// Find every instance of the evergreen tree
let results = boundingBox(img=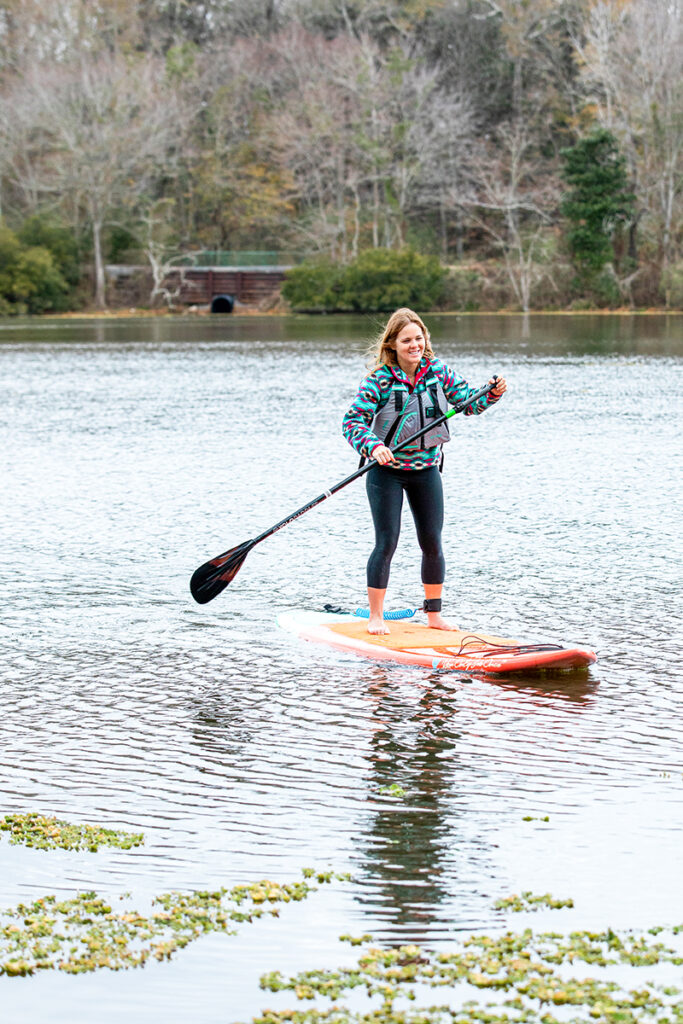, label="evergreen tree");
[561,129,635,283]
